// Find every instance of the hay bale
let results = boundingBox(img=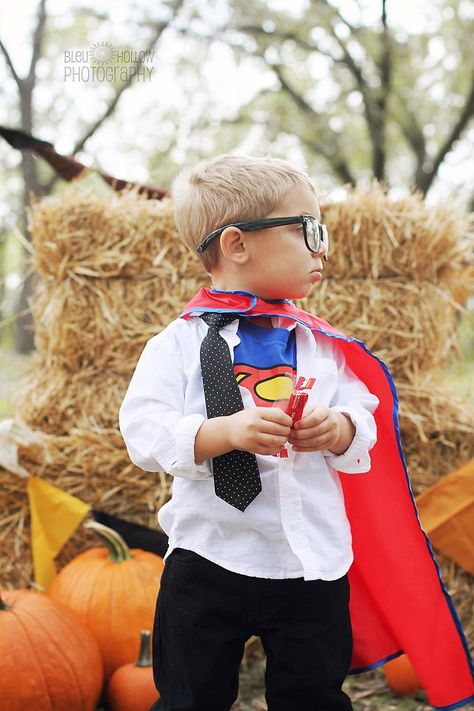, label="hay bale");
[397,379,474,496]
[28,190,182,280]
[15,358,128,434]
[301,278,465,378]
[320,182,473,294]
[0,469,30,587]
[30,274,208,373]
